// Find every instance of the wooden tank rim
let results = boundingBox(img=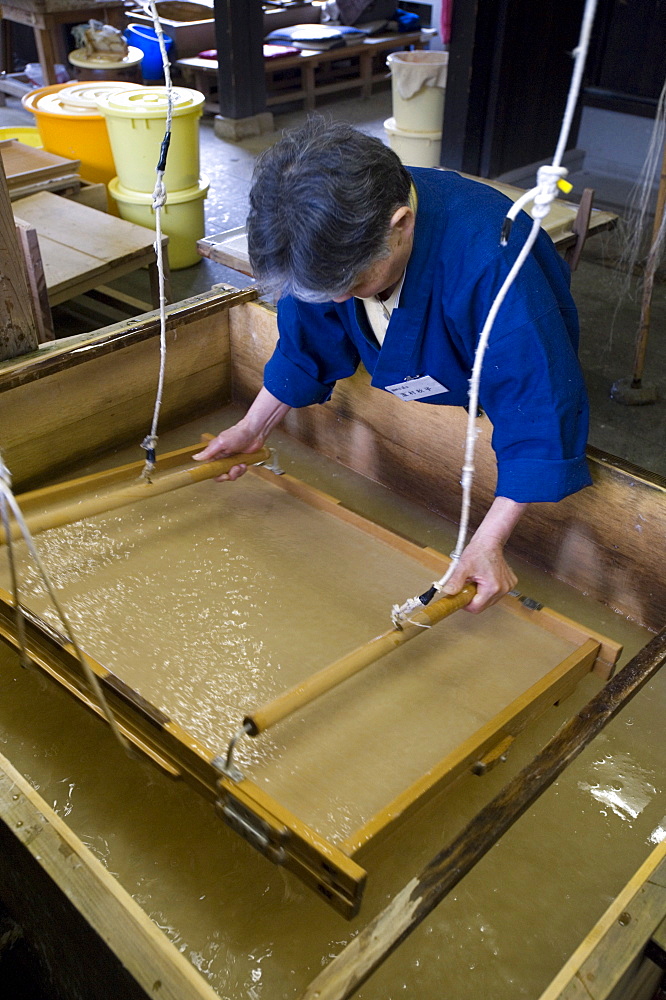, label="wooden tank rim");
[0,284,663,494]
